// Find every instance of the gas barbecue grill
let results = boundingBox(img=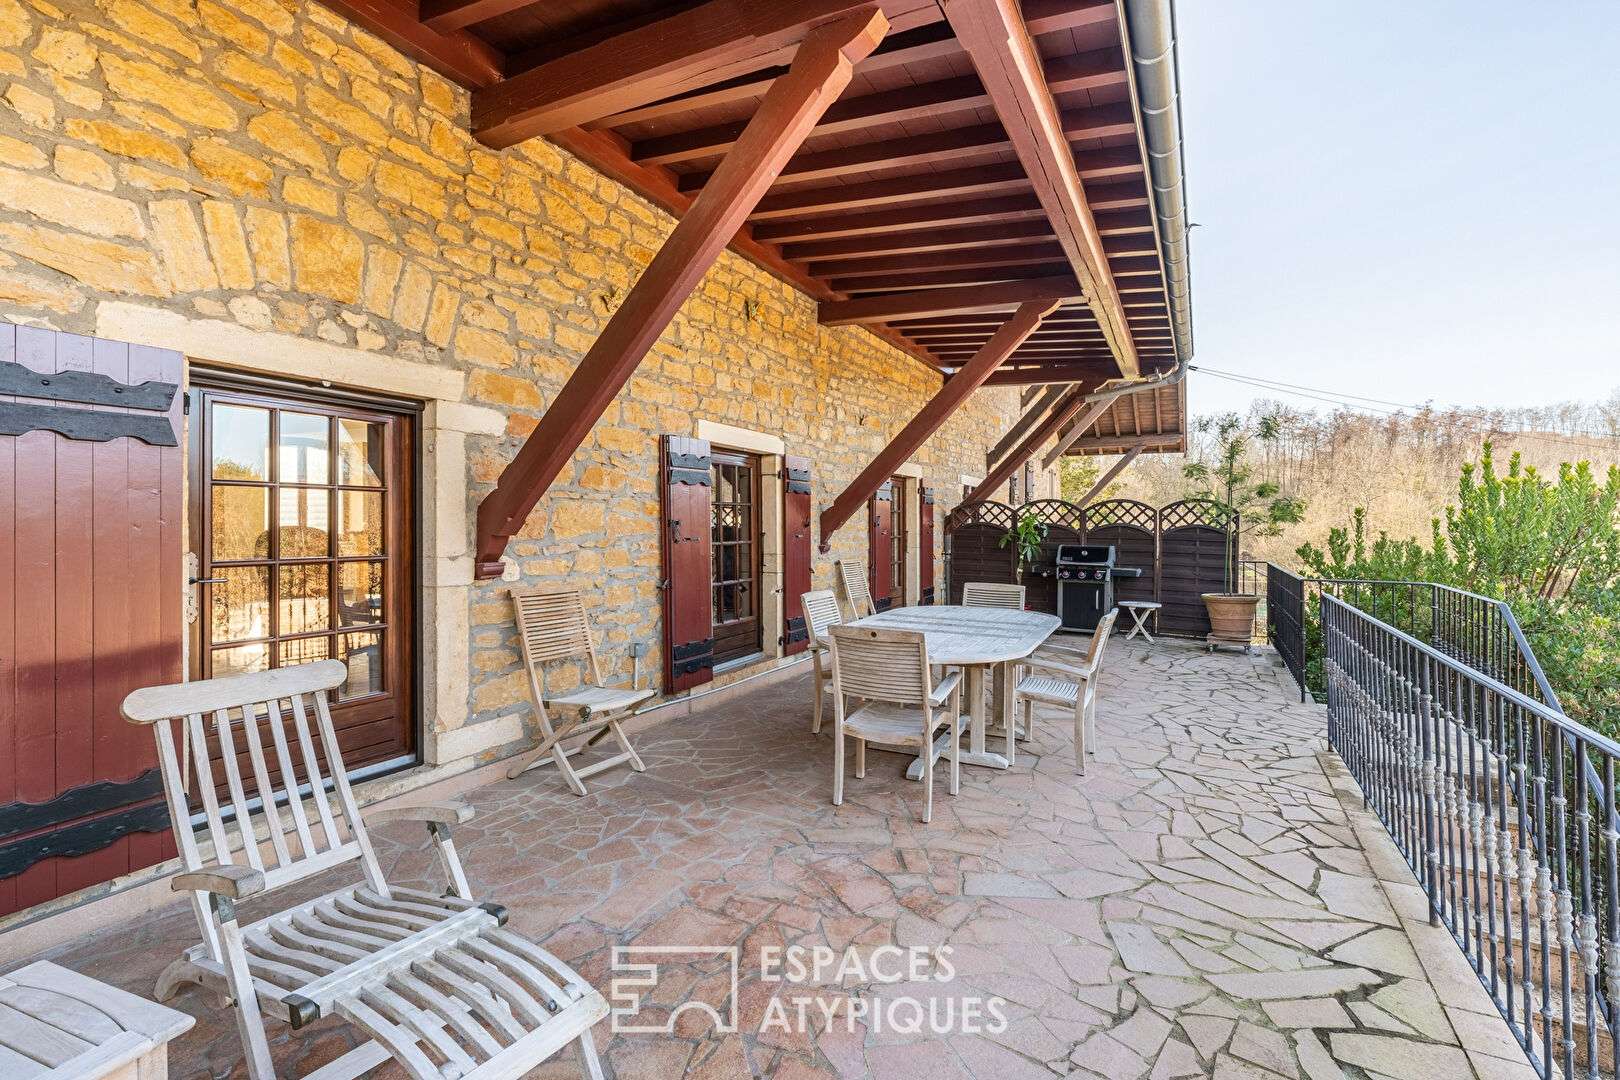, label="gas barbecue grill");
[1051,544,1141,632]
